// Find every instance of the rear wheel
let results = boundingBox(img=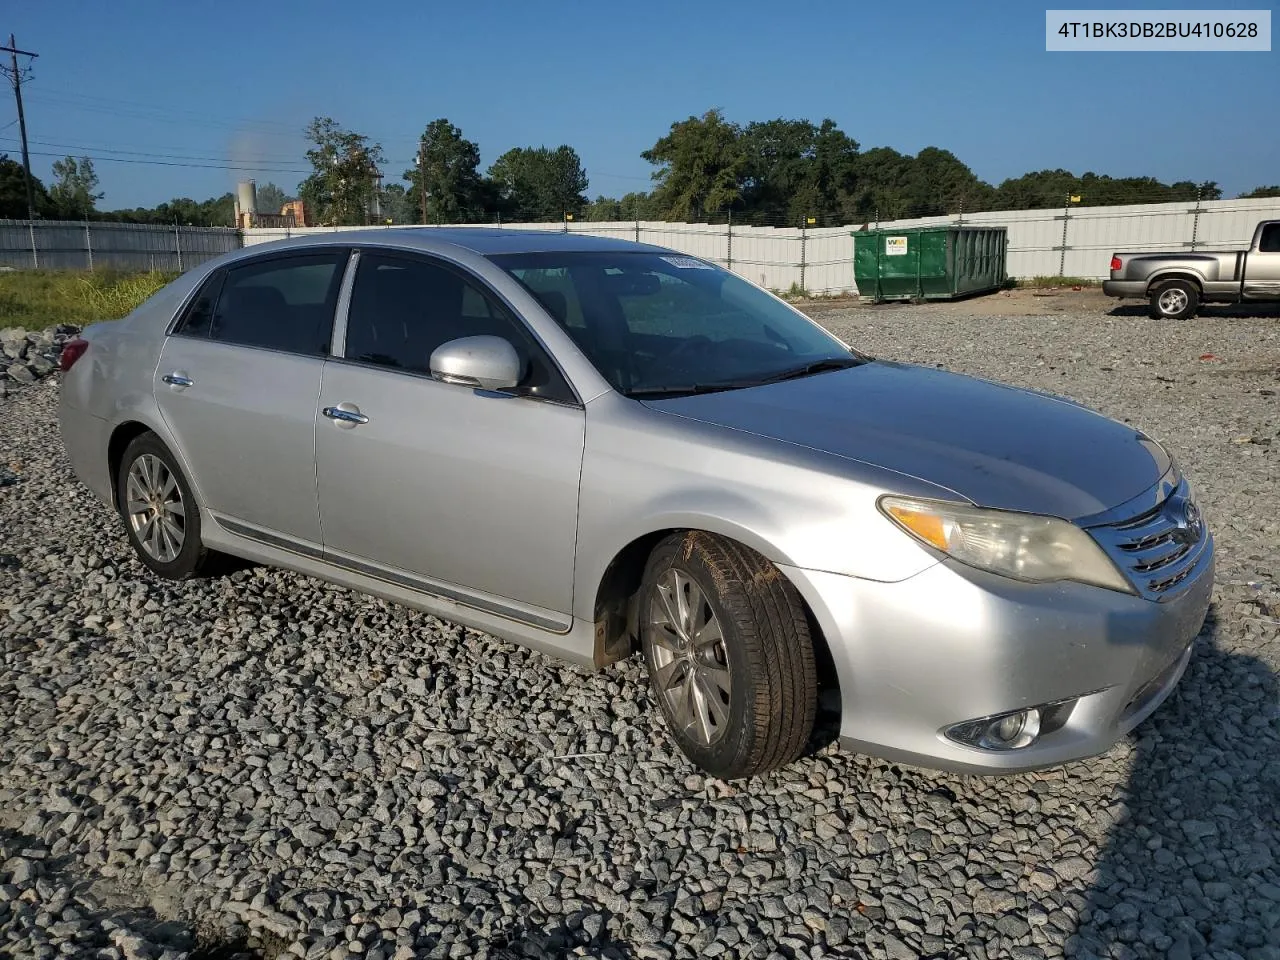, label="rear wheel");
[1149,279,1199,320]
[116,433,214,579]
[639,532,817,779]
